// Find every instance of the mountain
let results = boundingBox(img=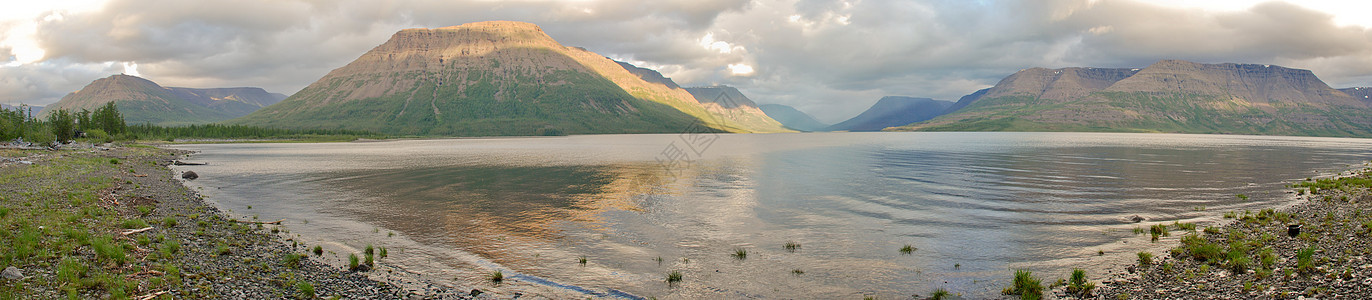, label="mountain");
[680,85,790,132]
[0,104,41,113]
[234,21,789,136]
[616,61,680,89]
[39,75,284,126]
[1343,87,1371,102]
[167,87,286,118]
[895,60,1372,137]
[758,104,830,132]
[827,96,952,131]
